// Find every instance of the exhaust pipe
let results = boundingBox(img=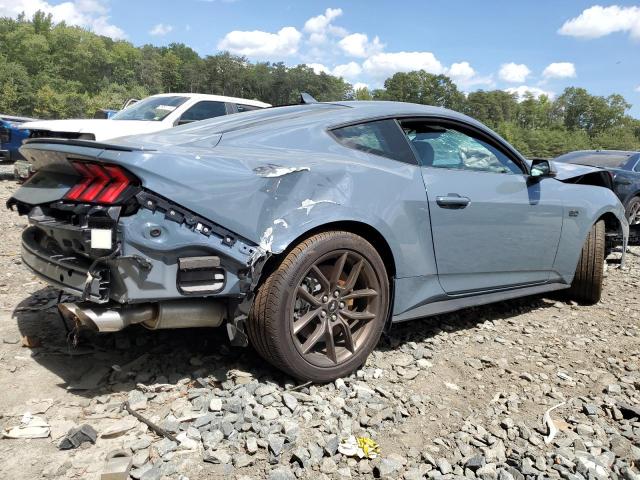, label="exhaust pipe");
[58,300,227,332]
